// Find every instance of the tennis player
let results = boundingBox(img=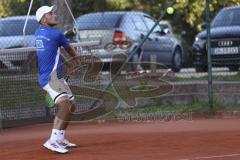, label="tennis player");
[35,6,79,154]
